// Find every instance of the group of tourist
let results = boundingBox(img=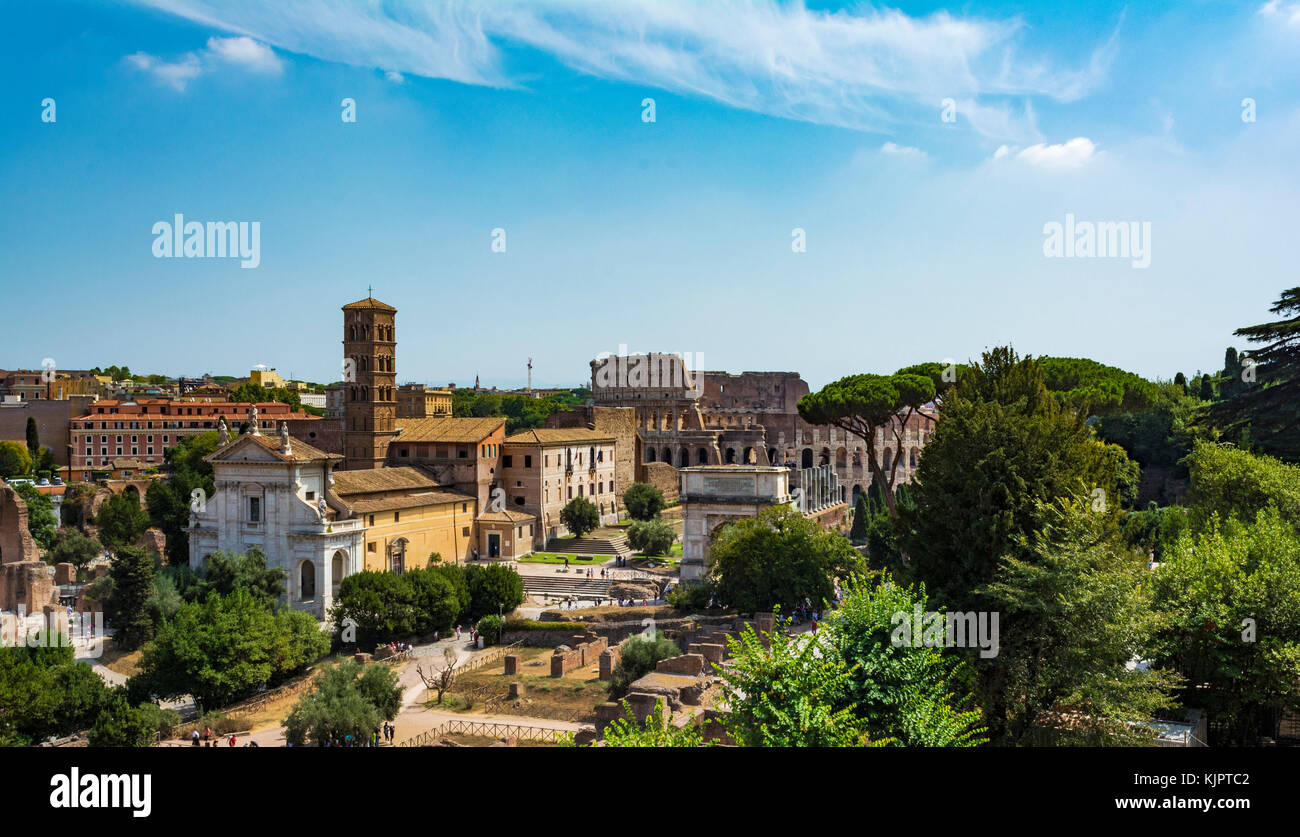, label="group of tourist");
[189,727,258,747]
